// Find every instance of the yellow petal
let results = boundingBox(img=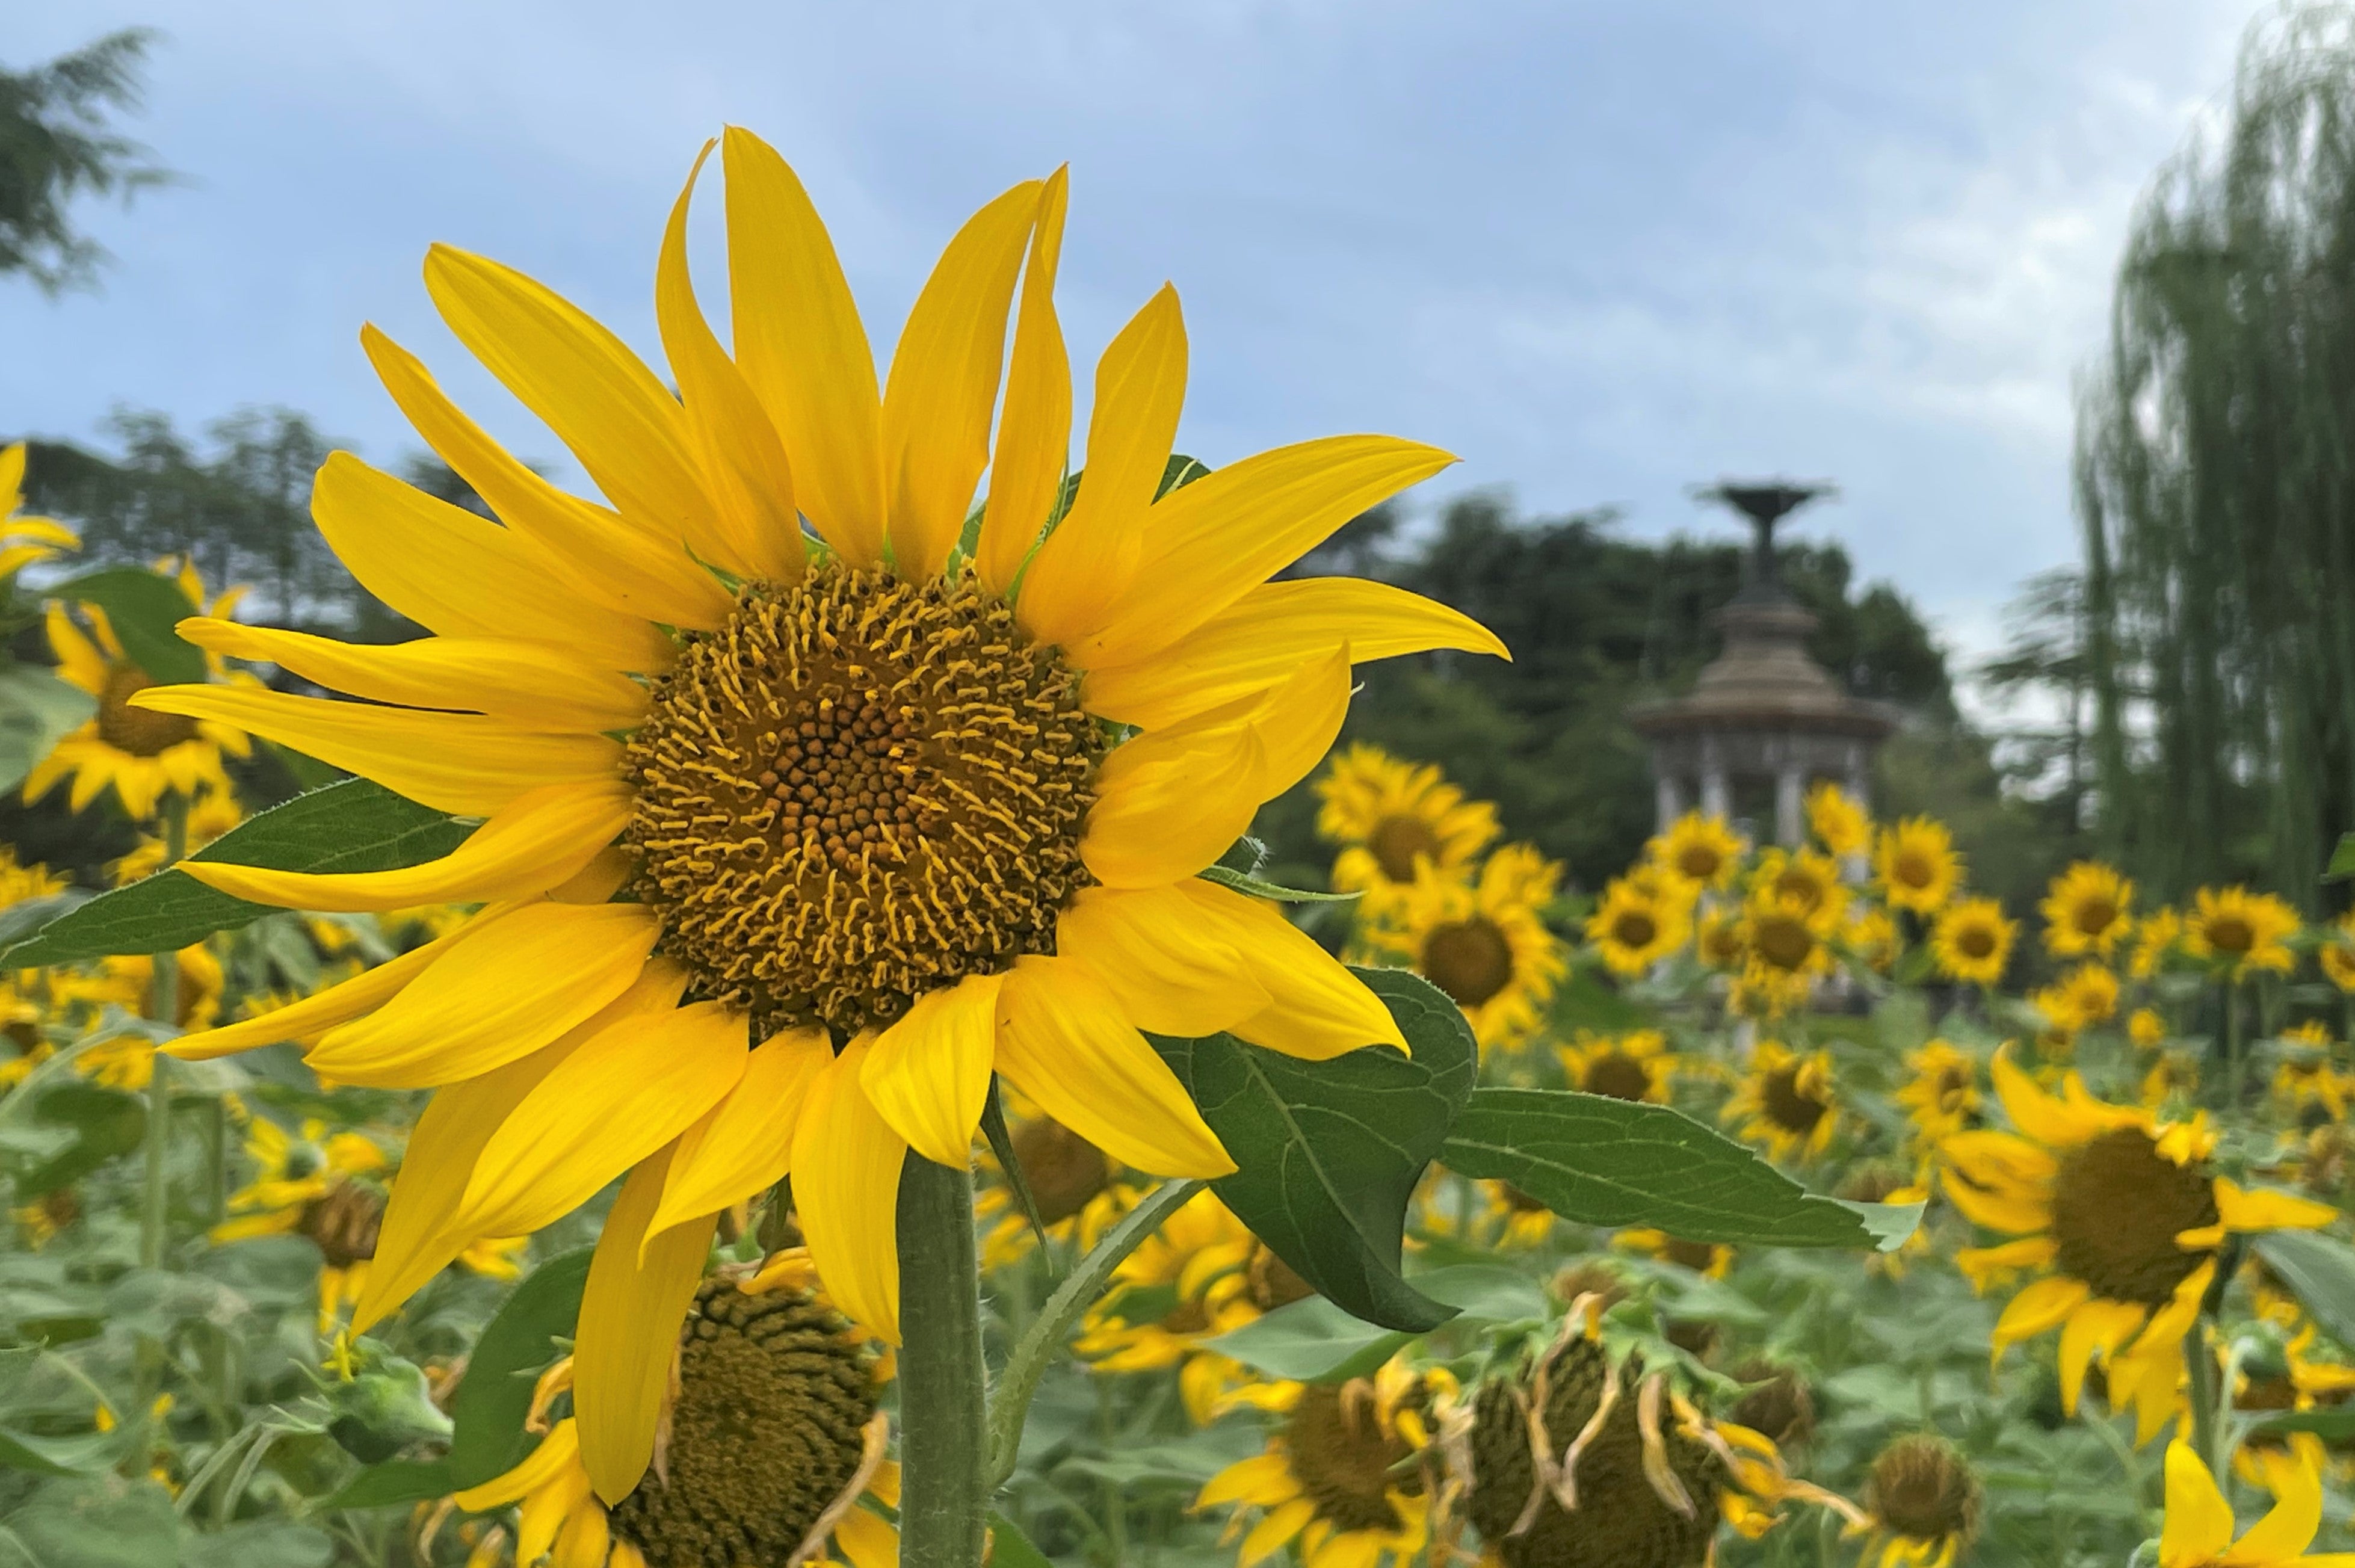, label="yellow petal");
[176,781,629,912]
[646,1026,830,1249]
[977,168,1070,596]
[1056,884,1269,1037]
[1017,284,1187,649]
[1197,1453,1301,1509]
[43,603,106,693]
[1937,1130,2058,1188]
[792,1035,906,1342]
[2057,1298,2148,1414]
[553,1496,610,1568]
[1937,1170,2052,1235]
[1990,1047,2113,1149]
[880,177,1041,577]
[176,618,647,734]
[129,683,621,818]
[2159,1440,2237,1567]
[1239,1499,1316,1568]
[423,244,733,618]
[655,140,806,583]
[514,1463,592,1568]
[456,1000,748,1240]
[309,449,670,672]
[859,973,1003,1168]
[1989,1275,2090,1359]
[307,903,663,1088]
[723,127,884,565]
[995,955,1233,1178]
[1081,575,1509,729]
[1175,880,1407,1059]
[454,1415,582,1512]
[1066,435,1454,670]
[2220,1443,2324,1564]
[2213,1178,2339,1235]
[165,910,502,1061]
[575,1143,720,1504]
[834,1506,899,1568]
